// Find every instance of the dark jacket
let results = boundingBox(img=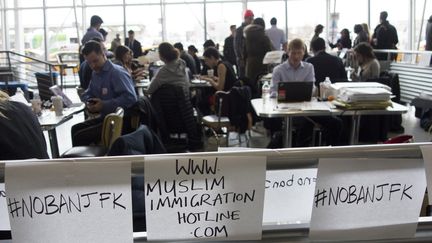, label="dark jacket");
[329,36,352,49]
[373,20,399,50]
[125,38,143,58]
[426,20,432,51]
[306,51,347,85]
[244,24,273,82]
[108,125,166,156]
[180,51,197,75]
[0,101,49,160]
[228,85,252,133]
[223,35,236,65]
